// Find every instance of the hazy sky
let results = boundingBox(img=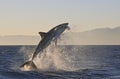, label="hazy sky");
[0,0,120,35]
